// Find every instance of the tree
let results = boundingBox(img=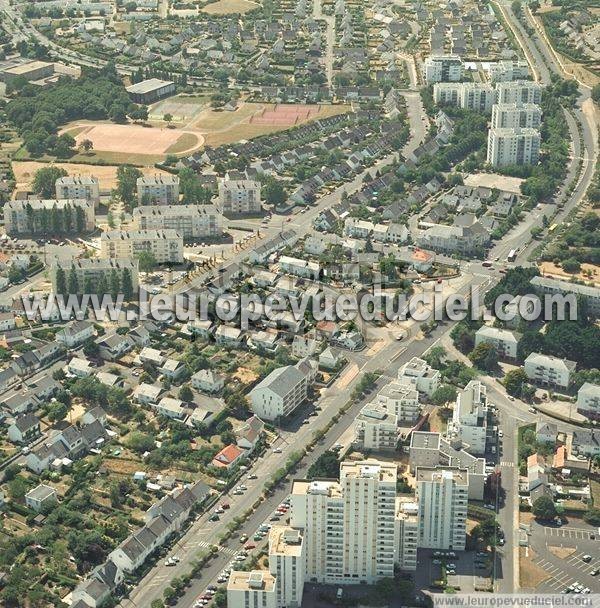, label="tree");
[116,165,142,207]
[592,84,600,105]
[307,451,339,479]
[469,342,498,371]
[504,368,528,397]
[137,251,157,273]
[32,166,67,198]
[48,400,70,423]
[472,516,500,547]
[126,431,156,453]
[67,266,79,294]
[561,258,581,274]
[163,113,173,124]
[83,339,100,358]
[583,507,600,526]
[130,105,149,122]
[121,268,134,300]
[262,177,287,207]
[179,385,193,402]
[431,384,457,406]
[79,138,94,153]
[532,495,557,520]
